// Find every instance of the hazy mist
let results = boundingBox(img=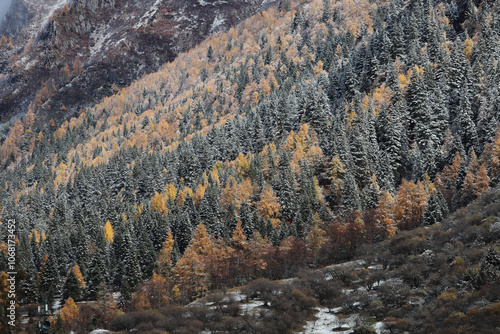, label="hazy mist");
[0,0,12,28]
